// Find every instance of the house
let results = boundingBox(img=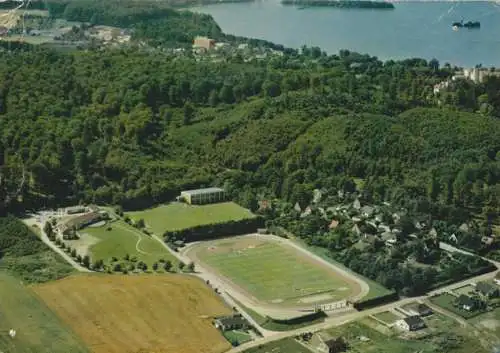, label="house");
[476,281,499,298]
[381,231,397,246]
[396,316,426,331]
[416,304,433,317]
[193,36,215,50]
[449,233,458,243]
[481,236,494,246]
[457,295,477,311]
[312,333,347,353]
[351,224,362,236]
[214,314,249,331]
[361,205,374,218]
[180,187,225,205]
[428,228,438,238]
[65,206,87,215]
[495,272,500,286]
[459,223,470,233]
[329,220,339,230]
[60,212,102,234]
[352,199,361,210]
